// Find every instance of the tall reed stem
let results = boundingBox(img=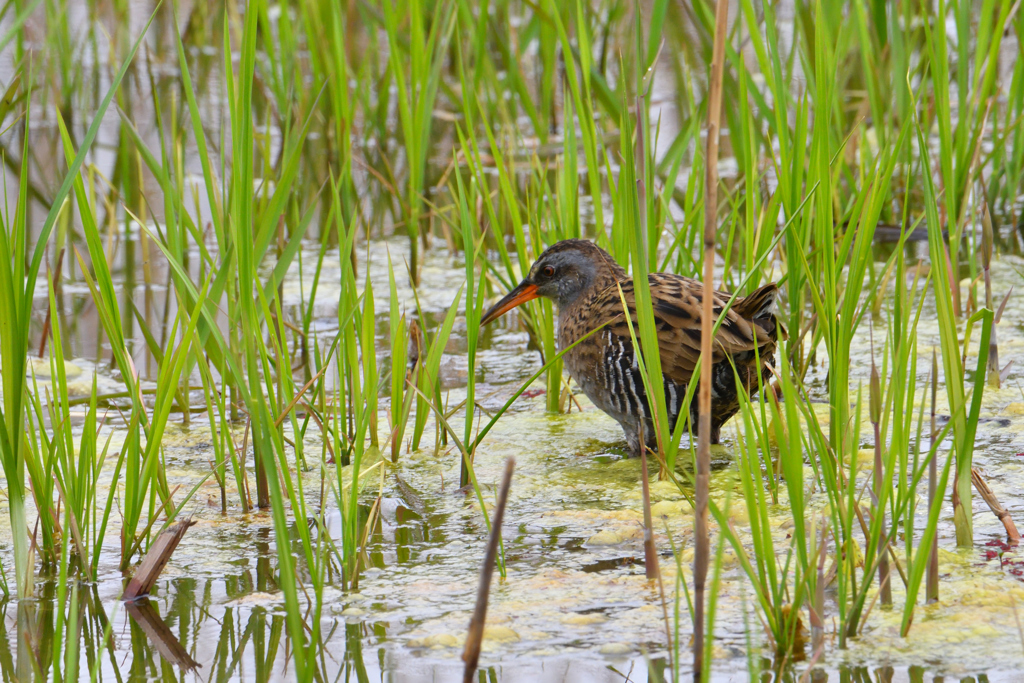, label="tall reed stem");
[462,457,515,682]
[694,1,728,679]
[927,351,939,603]
[870,363,891,606]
